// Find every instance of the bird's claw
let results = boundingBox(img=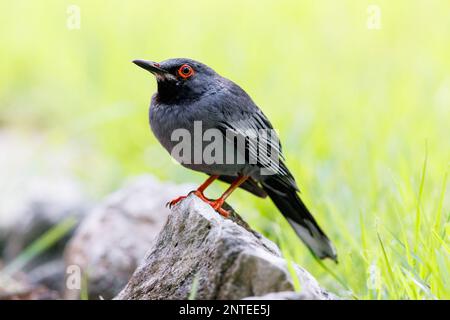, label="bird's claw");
[216,207,230,218]
[166,195,187,208]
[211,199,230,218]
[166,190,208,208]
[167,190,230,218]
